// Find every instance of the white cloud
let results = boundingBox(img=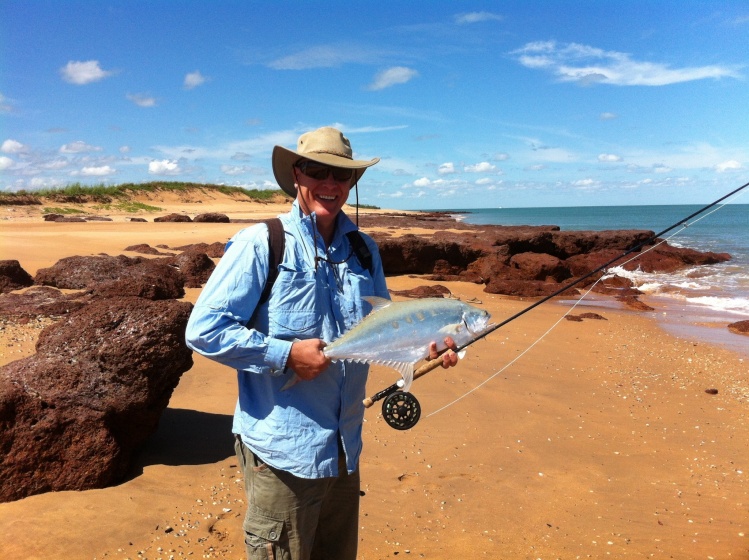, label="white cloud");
[221,165,249,176]
[455,11,504,24]
[599,112,618,120]
[367,67,418,91]
[80,165,115,176]
[715,160,742,172]
[464,162,496,173]
[149,160,182,175]
[511,41,741,86]
[0,156,13,170]
[127,93,157,107]
[413,177,431,187]
[438,162,455,175]
[268,45,381,70]
[573,178,599,188]
[1,139,26,153]
[493,152,510,161]
[119,145,131,154]
[598,153,622,162]
[42,159,70,170]
[184,70,207,90]
[60,60,113,85]
[0,93,12,113]
[60,141,102,154]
